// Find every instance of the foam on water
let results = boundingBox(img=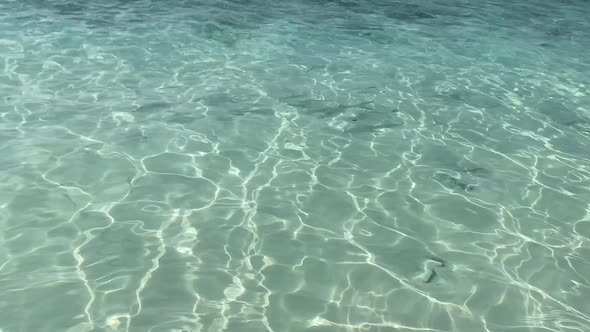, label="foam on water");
[1,0,590,331]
